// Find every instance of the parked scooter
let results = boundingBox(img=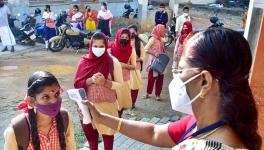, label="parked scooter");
[8,15,21,39]
[48,23,100,52]
[8,13,36,46]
